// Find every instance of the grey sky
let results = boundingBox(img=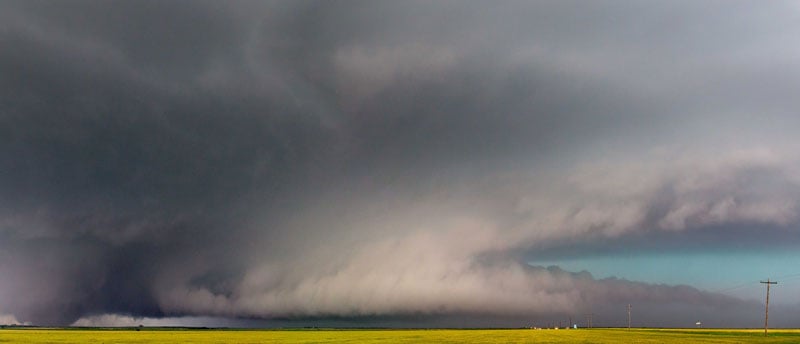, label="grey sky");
[2,0,800,327]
